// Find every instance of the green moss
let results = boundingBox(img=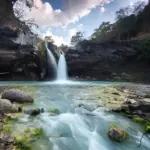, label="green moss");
[108,124,129,142]
[32,128,44,137]
[110,124,117,128]
[3,114,22,134]
[132,116,147,124]
[4,115,19,123]
[3,126,12,133]
[15,136,32,150]
[145,125,150,133]
[15,128,44,150]
[48,108,60,115]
